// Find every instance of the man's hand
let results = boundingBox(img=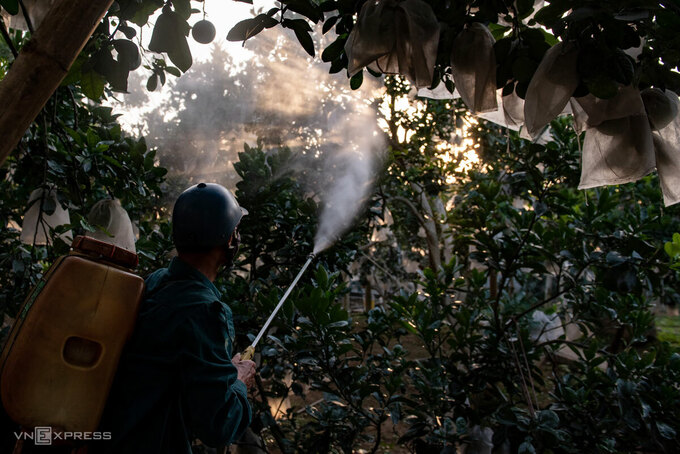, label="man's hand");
[232,353,256,388]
